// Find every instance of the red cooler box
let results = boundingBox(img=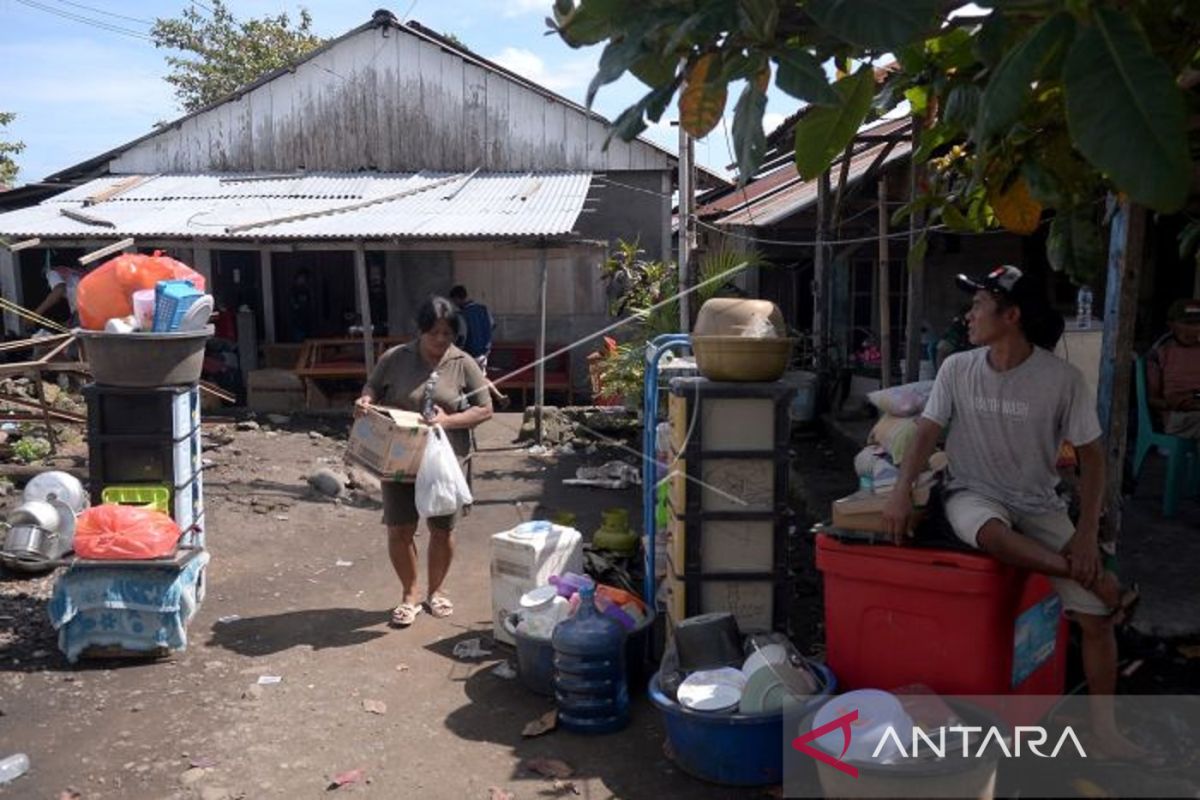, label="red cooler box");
[816,532,1067,724]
